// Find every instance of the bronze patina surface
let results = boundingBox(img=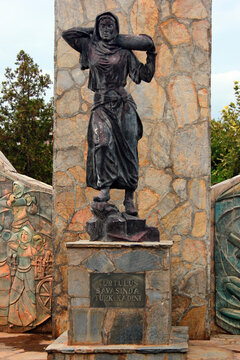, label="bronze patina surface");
[62,11,156,216]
